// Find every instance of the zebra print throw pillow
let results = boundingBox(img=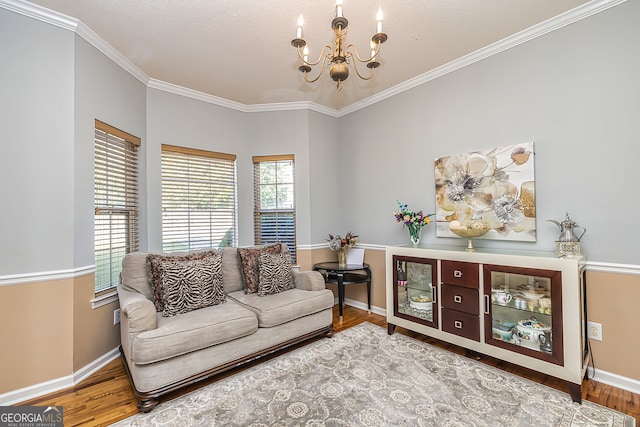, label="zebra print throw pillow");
[257,251,294,297]
[147,250,219,312]
[238,244,282,294]
[158,253,225,317]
